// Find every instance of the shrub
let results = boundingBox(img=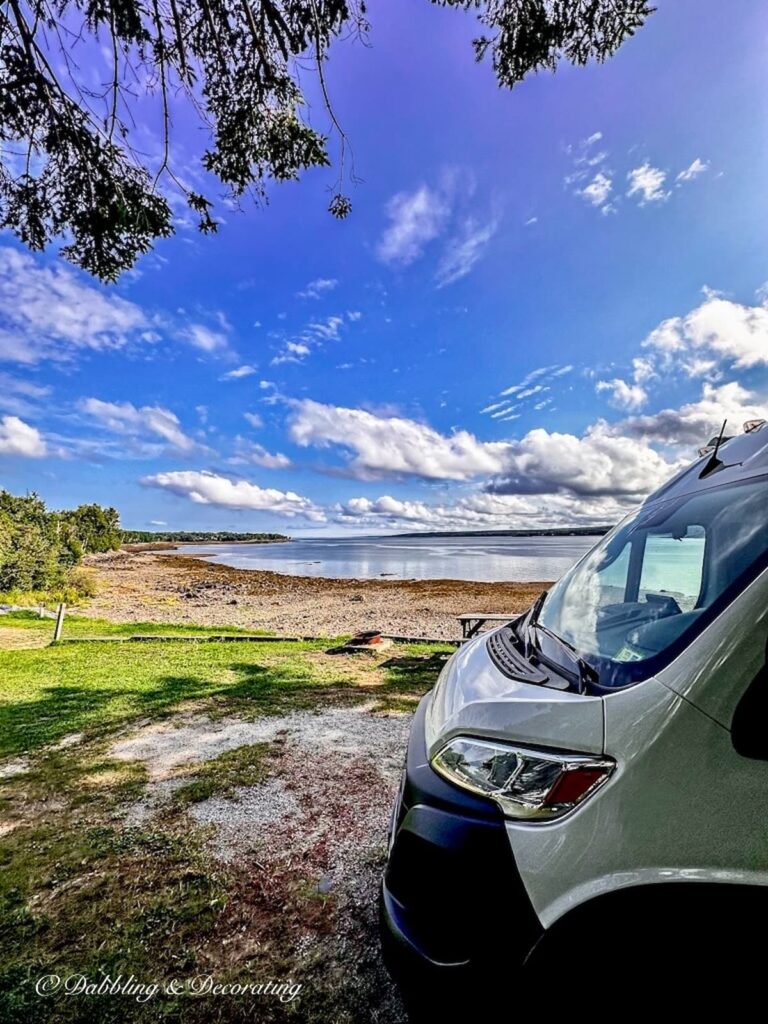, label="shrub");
[0,491,120,595]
